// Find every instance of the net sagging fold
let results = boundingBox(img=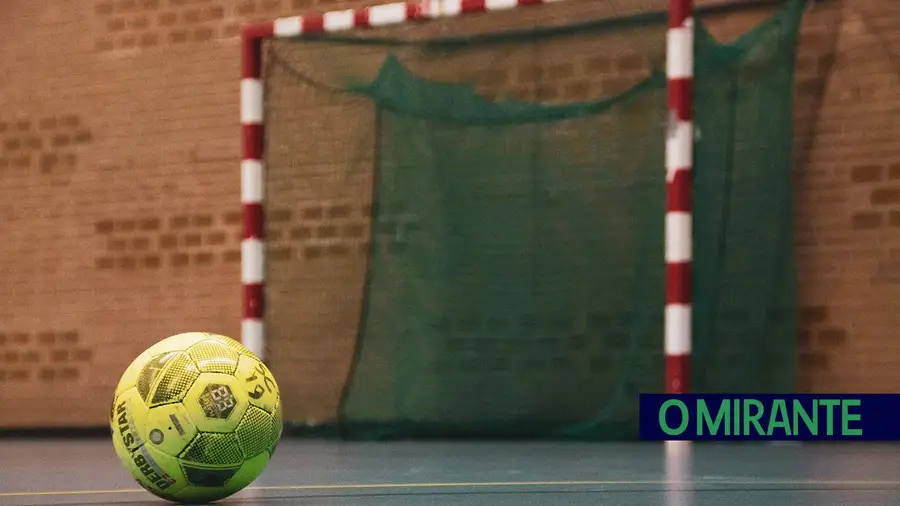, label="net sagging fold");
[263,0,804,440]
